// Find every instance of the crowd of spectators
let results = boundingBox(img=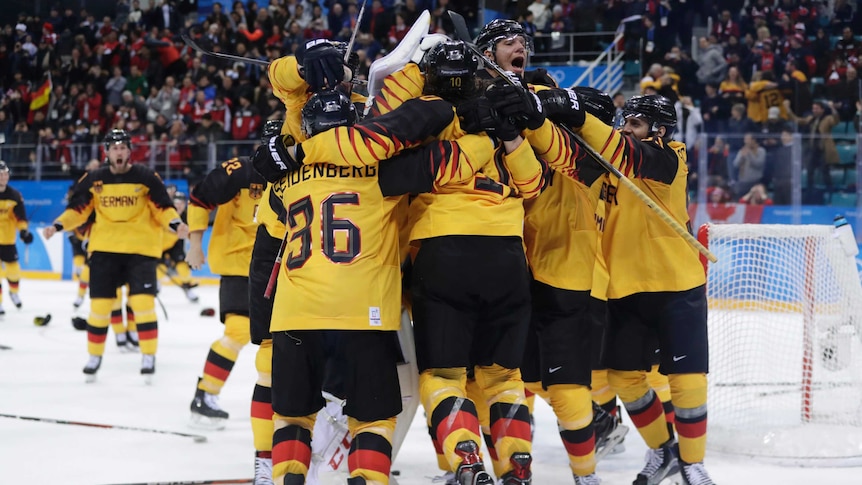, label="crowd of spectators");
[629,0,862,205]
[1,0,862,207]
